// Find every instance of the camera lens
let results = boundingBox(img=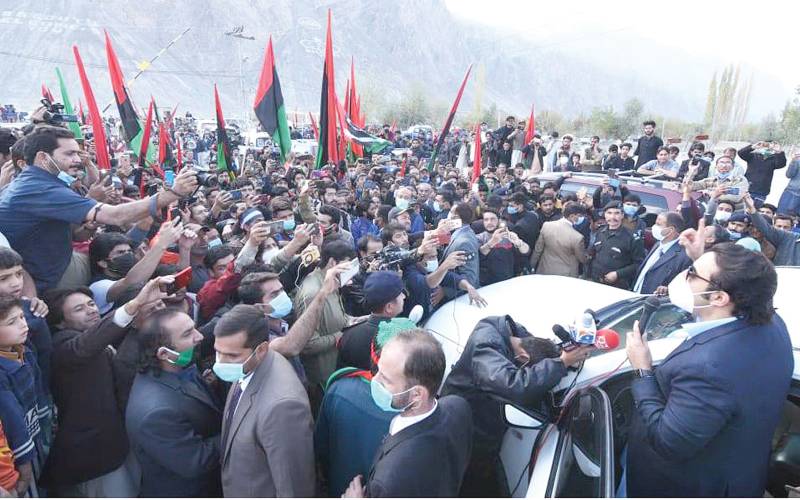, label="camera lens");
[195,172,218,188]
